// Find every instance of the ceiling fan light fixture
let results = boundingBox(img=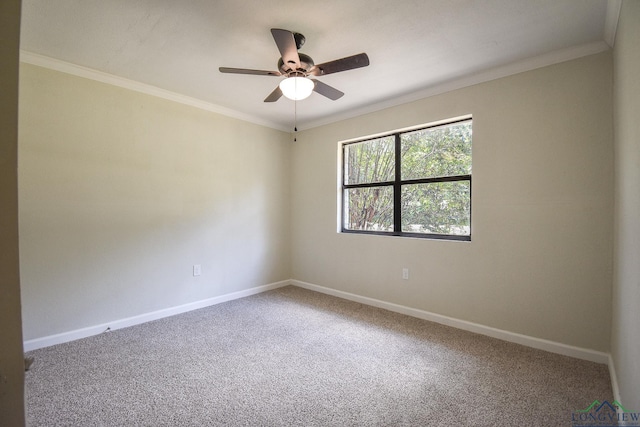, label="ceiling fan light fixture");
[279,76,314,100]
